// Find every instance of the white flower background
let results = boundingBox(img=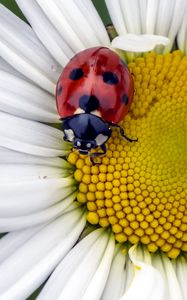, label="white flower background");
[0,0,187,299]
